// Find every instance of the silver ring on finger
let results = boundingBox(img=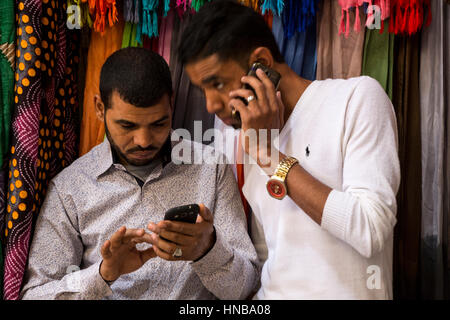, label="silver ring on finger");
[172,247,182,258]
[246,95,256,103]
